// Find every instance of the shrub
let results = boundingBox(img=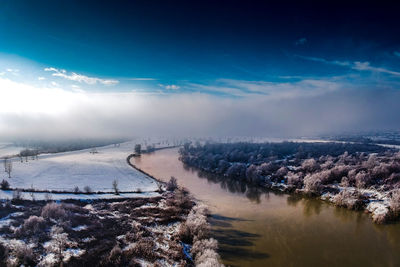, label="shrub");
[191,238,218,257]
[41,203,67,221]
[22,215,46,234]
[287,172,302,188]
[130,239,157,261]
[195,249,223,267]
[166,176,178,191]
[107,244,122,265]
[301,158,320,173]
[45,226,71,263]
[303,173,323,195]
[0,179,10,190]
[355,171,371,188]
[333,190,364,210]
[6,240,35,266]
[372,211,388,224]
